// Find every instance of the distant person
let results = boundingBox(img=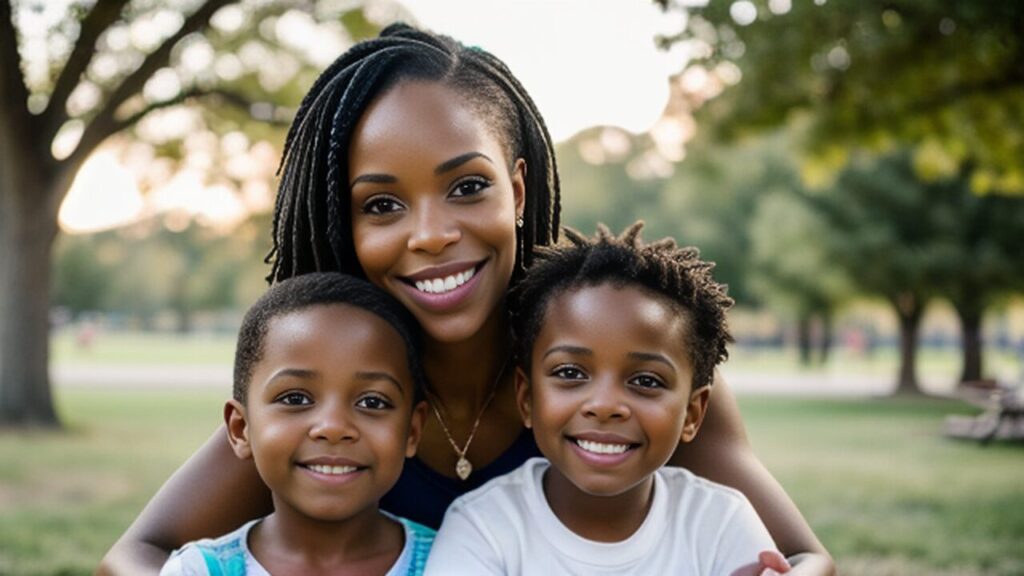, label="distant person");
[101,23,832,575]
[160,273,433,575]
[425,223,786,575]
